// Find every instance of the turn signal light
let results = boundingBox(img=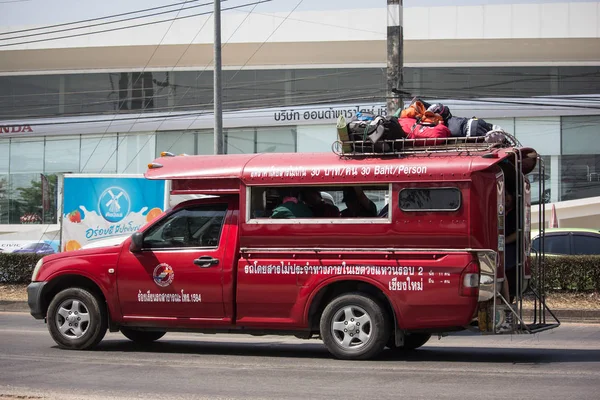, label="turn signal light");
[147,162,163,169]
